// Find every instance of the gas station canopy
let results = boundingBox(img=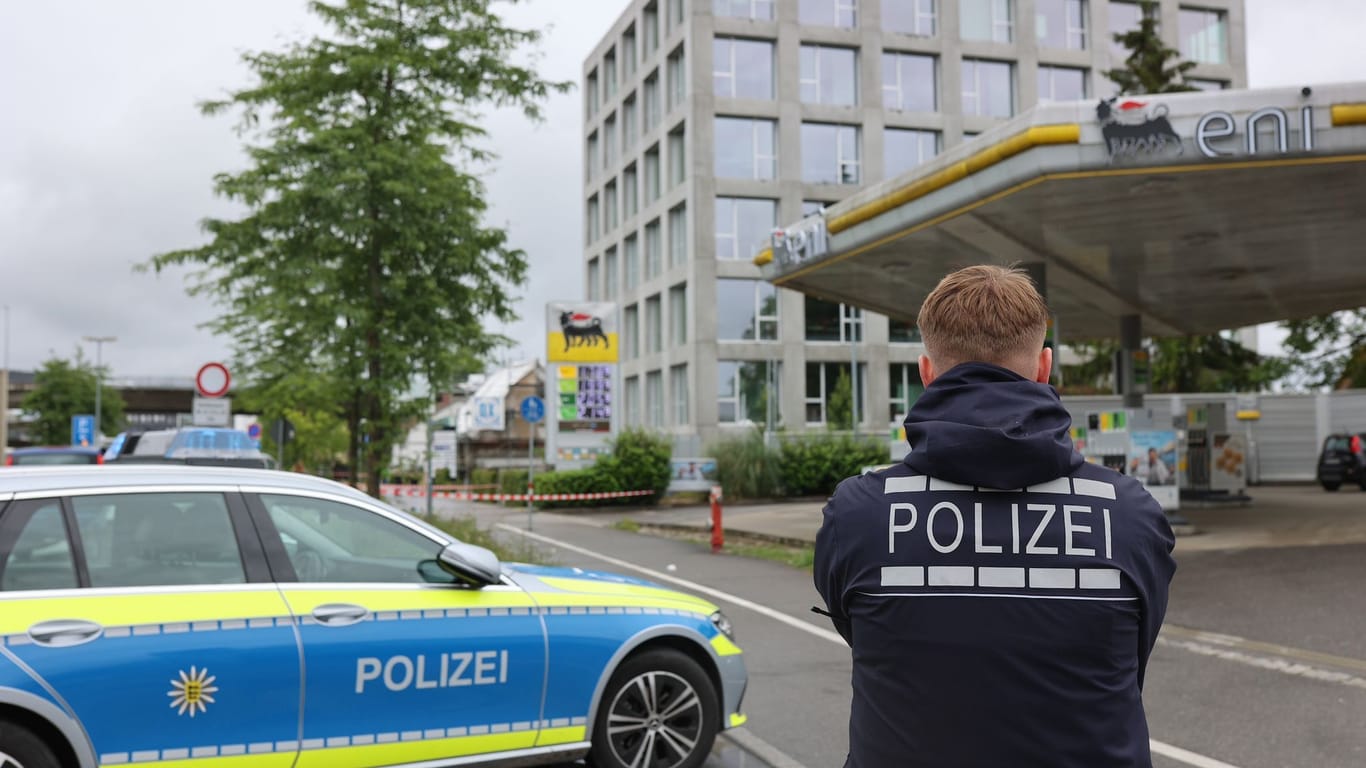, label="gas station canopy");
[756,82,1366,340]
